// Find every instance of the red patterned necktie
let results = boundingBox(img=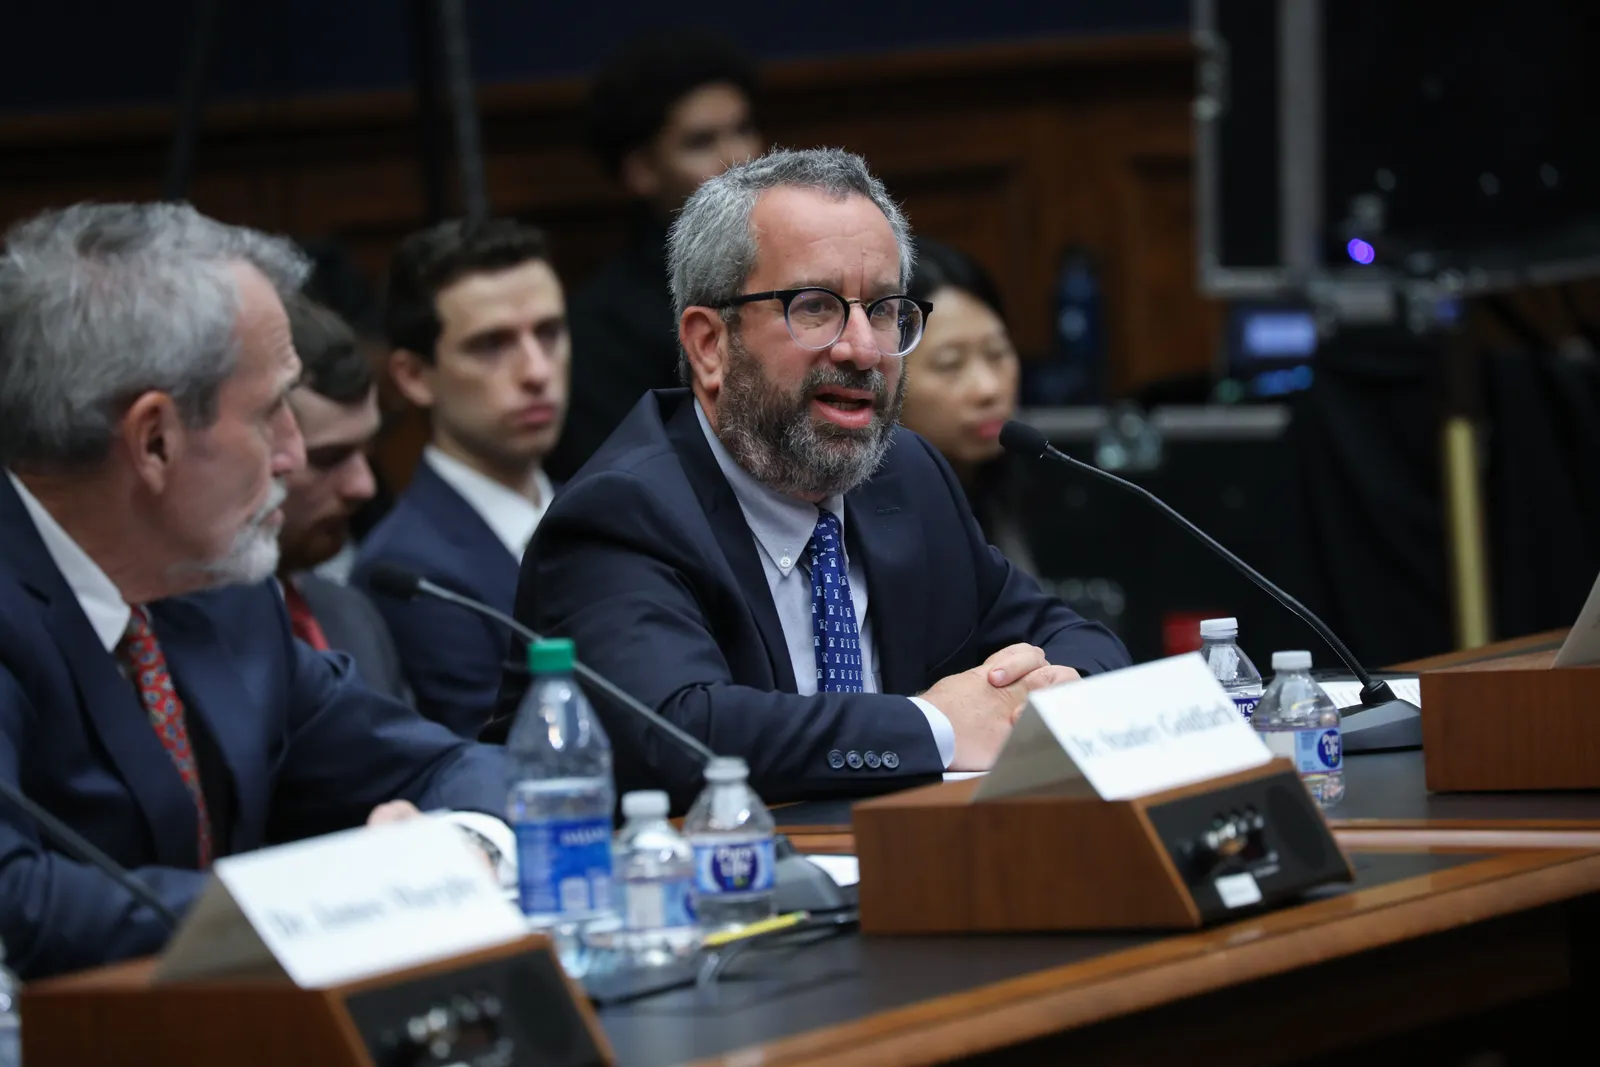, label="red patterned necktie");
[281,580,330,652]
[119,605,214,869]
